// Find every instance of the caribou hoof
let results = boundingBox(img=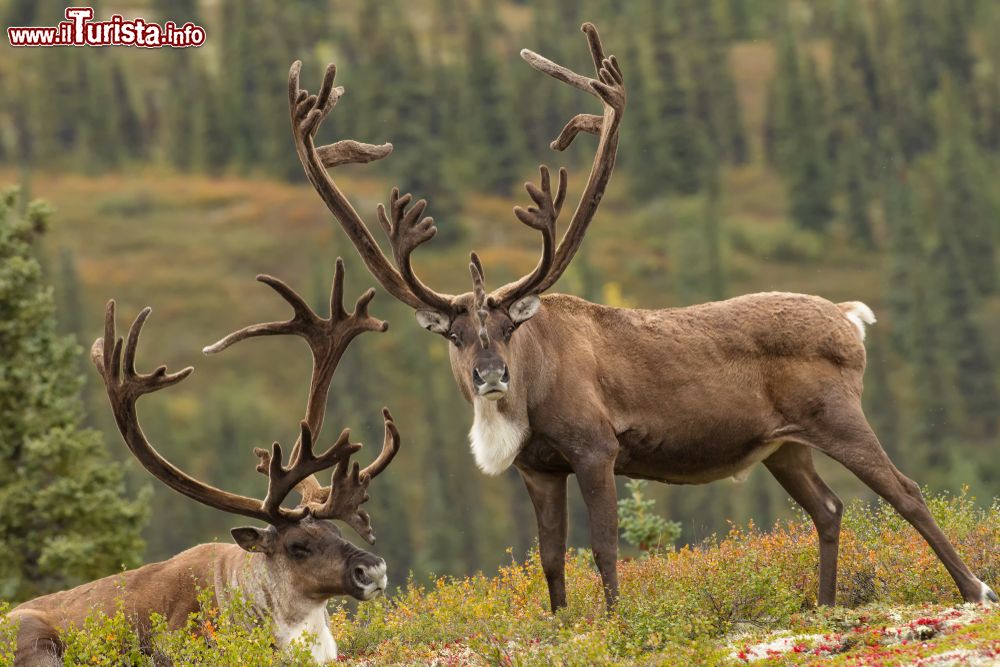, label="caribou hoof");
[983,582,999,604]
